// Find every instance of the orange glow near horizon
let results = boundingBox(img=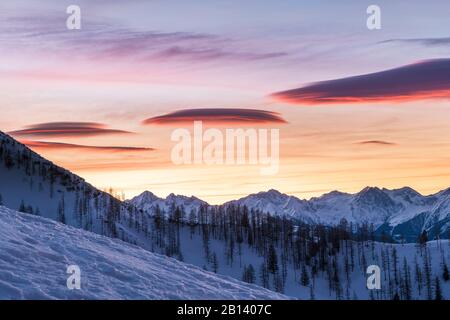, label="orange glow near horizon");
[1,3,450,204]
[16,99,450,205]
[272,90,450,105]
